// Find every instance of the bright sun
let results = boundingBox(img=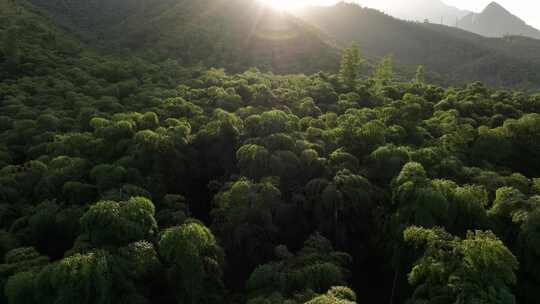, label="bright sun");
[258,0,303,11]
